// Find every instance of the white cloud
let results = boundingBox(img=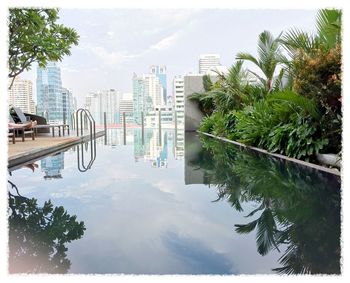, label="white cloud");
[106,31,115,39]
[150,32,181,50]
[90,30,182,65]
[90,46,146,65]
